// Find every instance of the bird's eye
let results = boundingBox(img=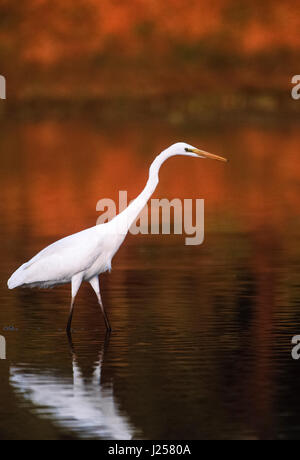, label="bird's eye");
[185,148,192,152]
